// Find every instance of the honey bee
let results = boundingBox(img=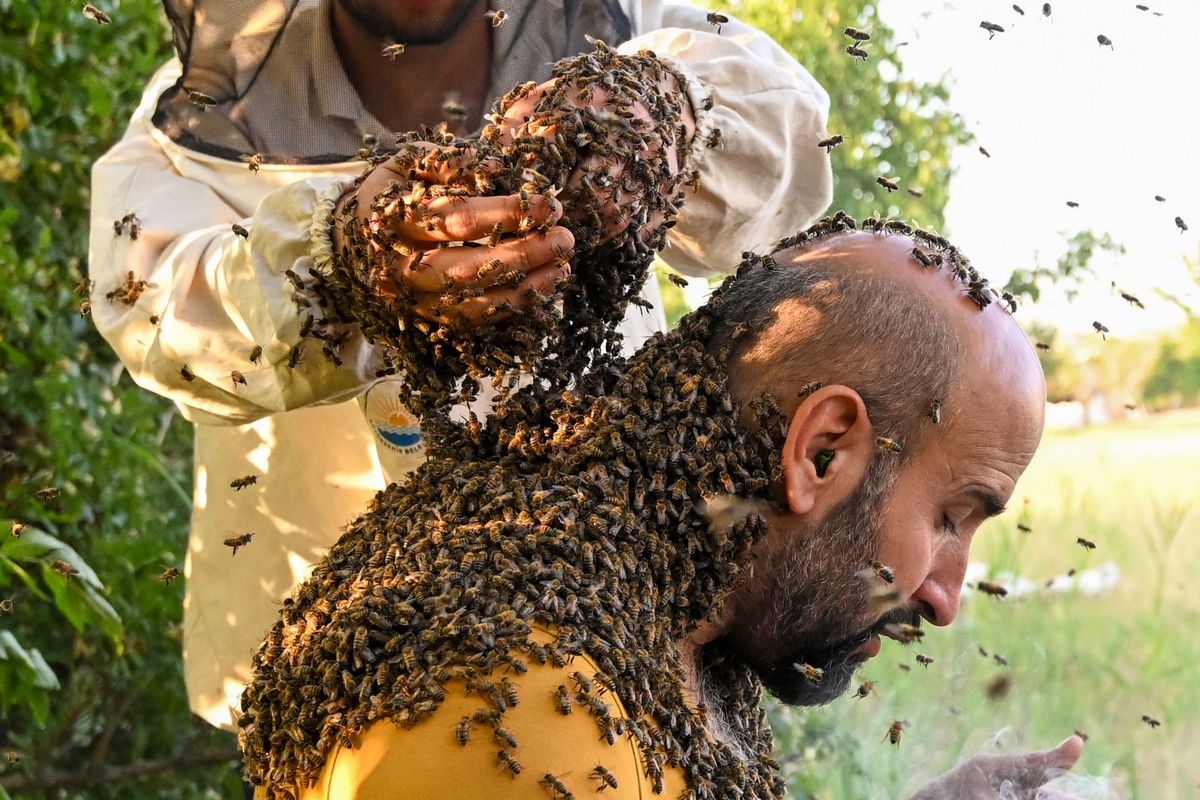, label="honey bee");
[845,44,870,61]
[897,663,912,672]
[180,364,195,382]
[487,9,508,27]
[916,654,934,668]
[843,27,871,42]
[11,521,25,538]
[288,344,303,368]
[454,716,471,746]
[928,398,942,424]
[1074,729,1089,741]
[82,4,111,25]
[911,247,936,268]
[1017,523,1032,533]
[1035,342,1051,351]
[793,662,824,683]
[232,223,250,239]
[249,345,263,364]
[51,559,79,579]
[591,764,619,791]
[1013,4,1025,14]
[1096,34,1114,49]
[157,566,181,584]
[1076,536,1096,551]
[882,623,924,644]
[555,684,572,714]
[1066,200,1079,208]
[224,532,255,555]
[241,153,262,174]
[284,269,305,291]
[854,680,874,699]
[979,146,991,158]
[230,370,247,387]
[0,598,13,614]
[976,581,1008,598]
[875,176,899,192]
[500,676,520,707]
[497,749,521,776]
[1042,3,1052,17]
[907,187,924,197]
[230,474,259,491]
[874,436,903,454]
[539,773,571,798]
[796,380,822,399]
[381,43,406,60]
[1092,321,1109,340]
[705,12,729,34]
[1120,292,1144,309]
[1175,216,1188,233]
[494,726,518,748]
[867,559,895,584]
[36,487,60,505]
[817,134,844,153]
[986,673,1013,701]
[980,21,1005,38]
[5,750,21,767]
[1141,714,1161,729]
[992,653,1009,666]
[186,89,218,109]
[79,299,92,316]
[885,720,905,745]
[571,670,595,695]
